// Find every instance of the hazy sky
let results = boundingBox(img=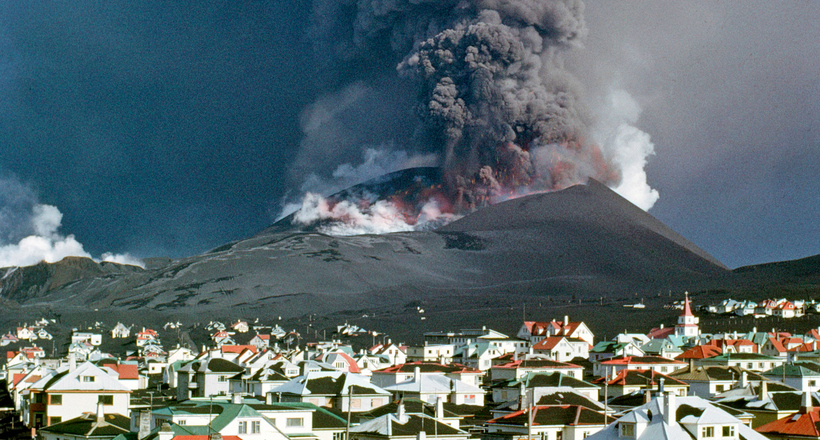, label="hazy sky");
[0,1,817,269]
